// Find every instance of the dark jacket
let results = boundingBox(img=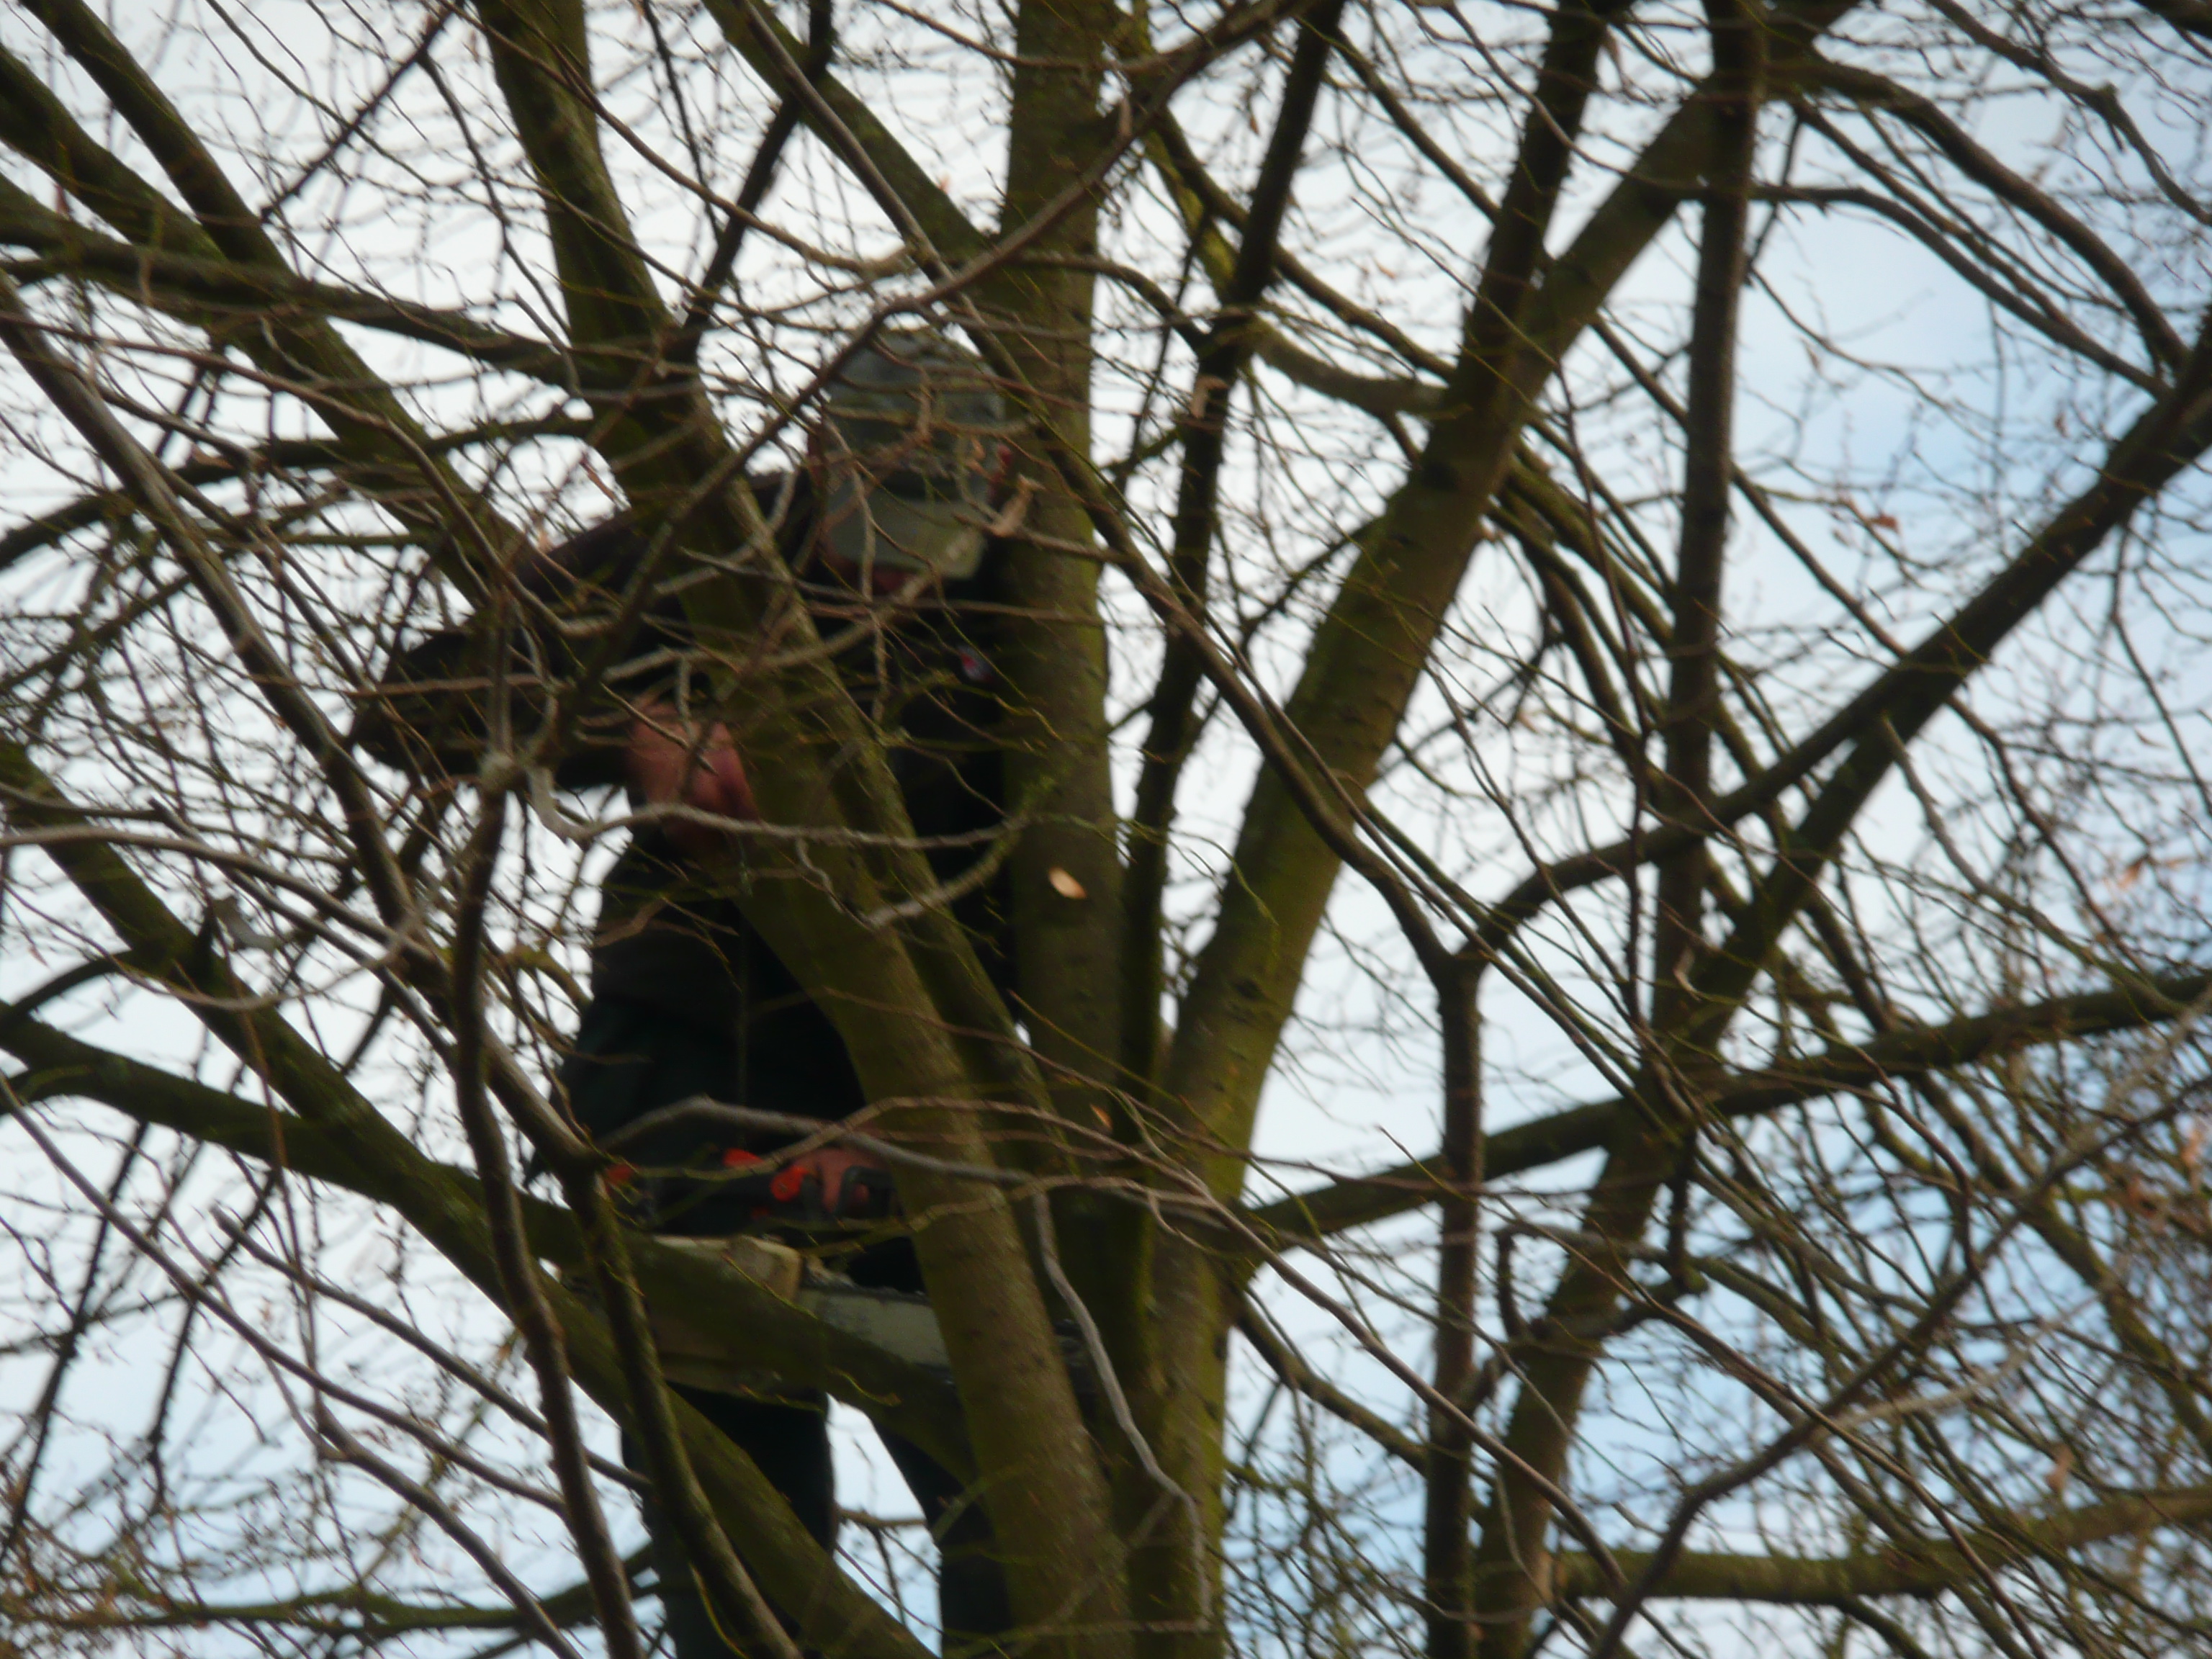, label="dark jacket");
[354,483,1010,1179]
